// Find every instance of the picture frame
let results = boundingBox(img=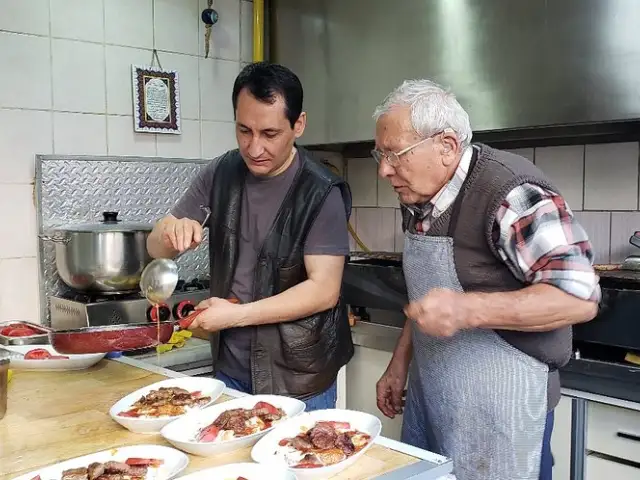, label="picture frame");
[131,64,181,134]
